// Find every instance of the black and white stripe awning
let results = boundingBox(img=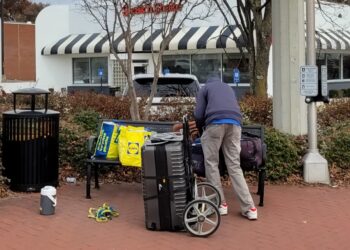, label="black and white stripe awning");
[41,26,245,55]
[41,26,350,55]
[316,28,350,50]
